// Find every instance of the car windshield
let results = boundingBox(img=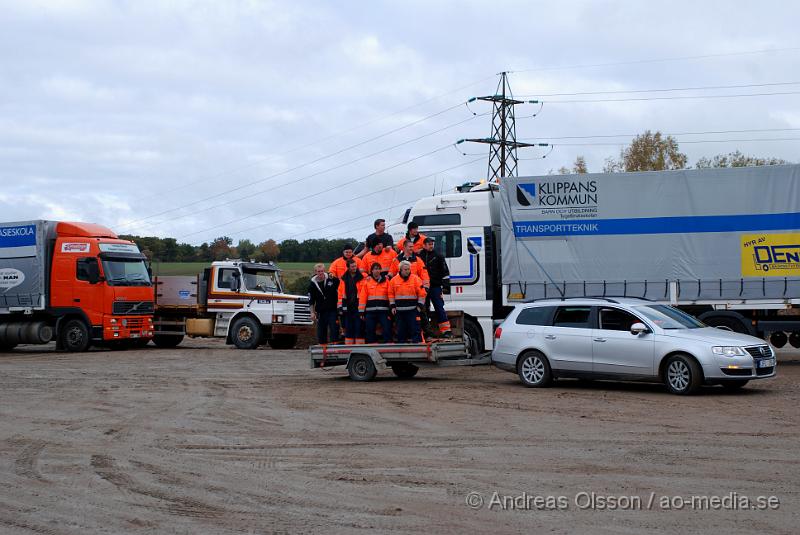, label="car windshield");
[242,268,281,293]
[102,259,151,286]
[634,305,705,330]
